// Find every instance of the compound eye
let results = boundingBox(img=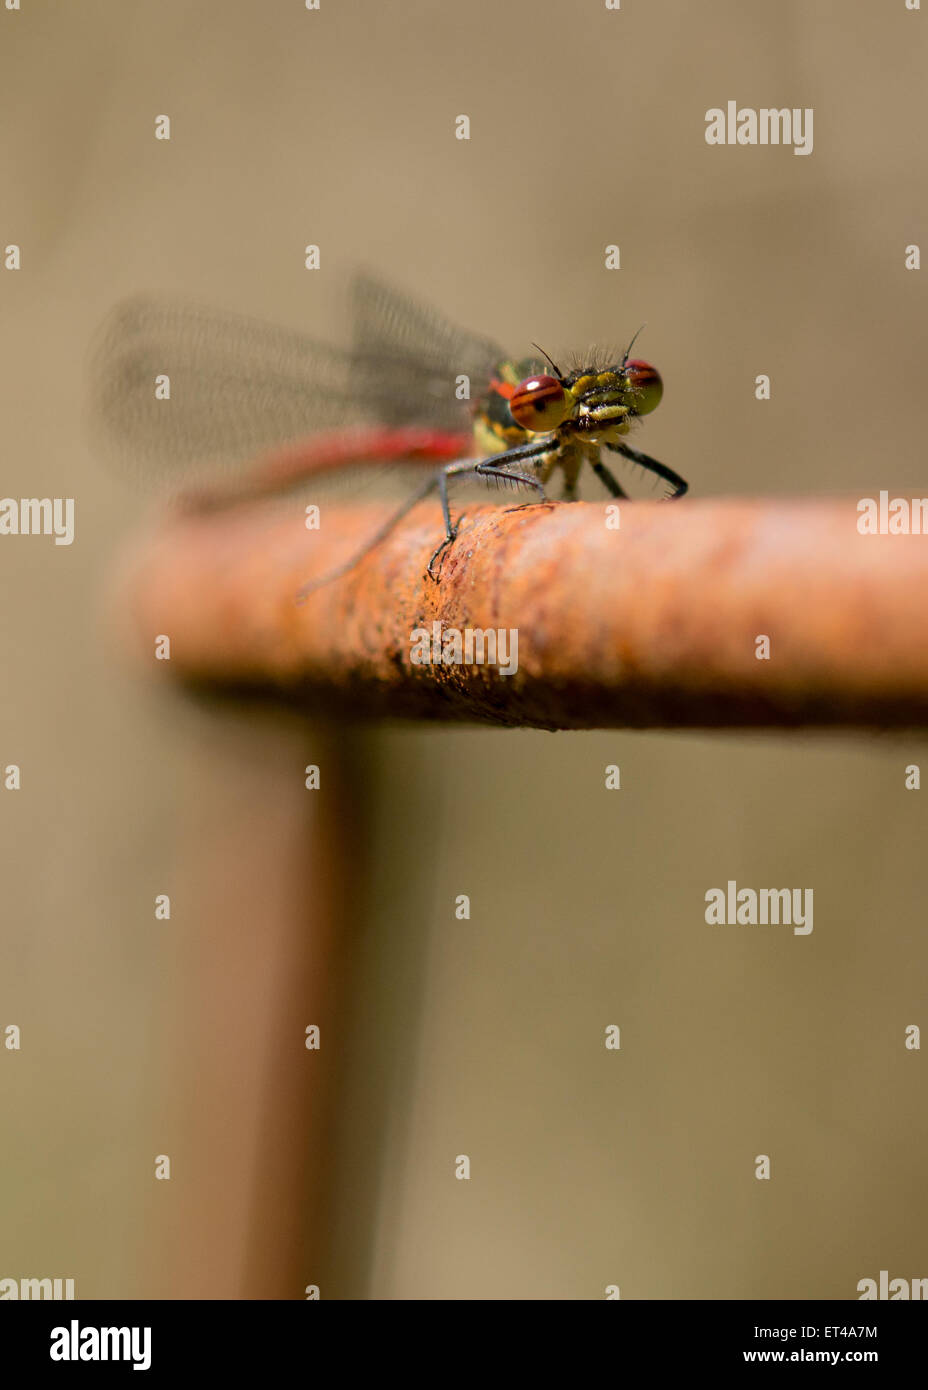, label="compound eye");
[509,374,568,432]
[623,360,663,415]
